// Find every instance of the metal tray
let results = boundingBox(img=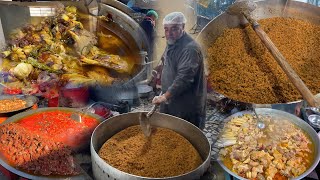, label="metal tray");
[0,95,38,114]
